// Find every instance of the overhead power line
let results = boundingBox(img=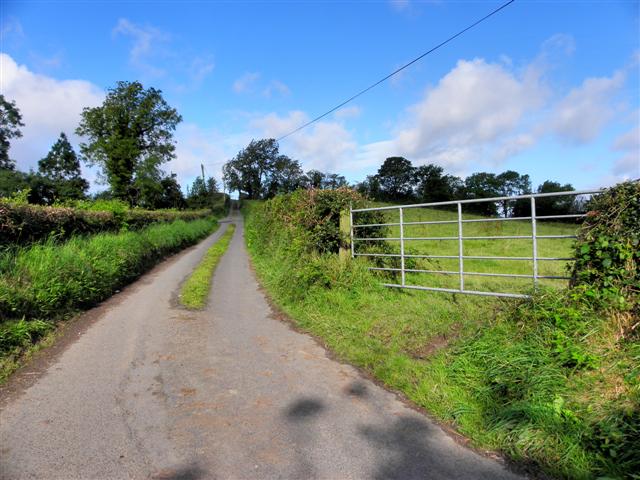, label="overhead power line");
[277,0,516,142]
